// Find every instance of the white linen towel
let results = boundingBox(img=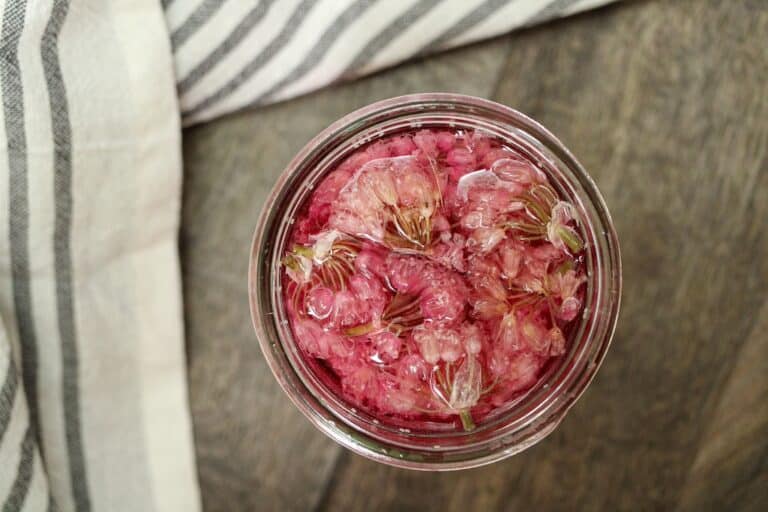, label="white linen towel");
[0,0,616,510]
[0,1,200,511]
